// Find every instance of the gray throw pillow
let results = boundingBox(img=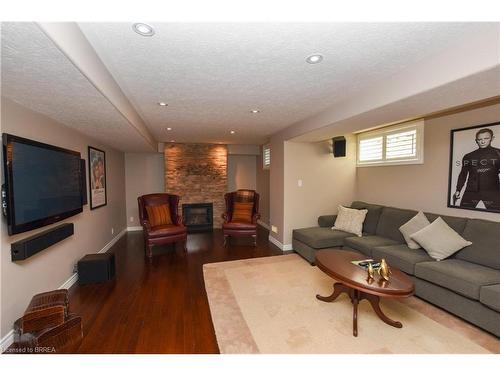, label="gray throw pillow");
[399,211,430,249]
[410,217,472,260]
